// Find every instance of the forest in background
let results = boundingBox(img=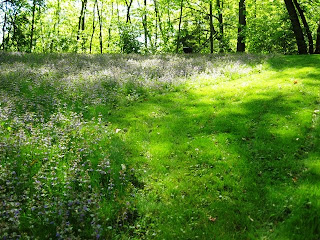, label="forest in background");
[0,0,320,55]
